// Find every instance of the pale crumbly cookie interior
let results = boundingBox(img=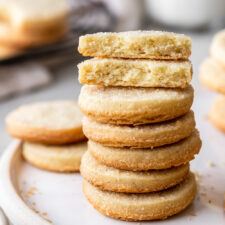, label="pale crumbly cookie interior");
[78,58,192,88]
[23,141,87,172]
[199,57,225,95]
[6,100,85,144]
[81,150,190,193]
[82,111,196,148]
[83,173,196,221]
[209,96,225,132]
[88,129,201,170]
[210,29,225,66]
[79,85,194,125]
[78,31,191,59]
